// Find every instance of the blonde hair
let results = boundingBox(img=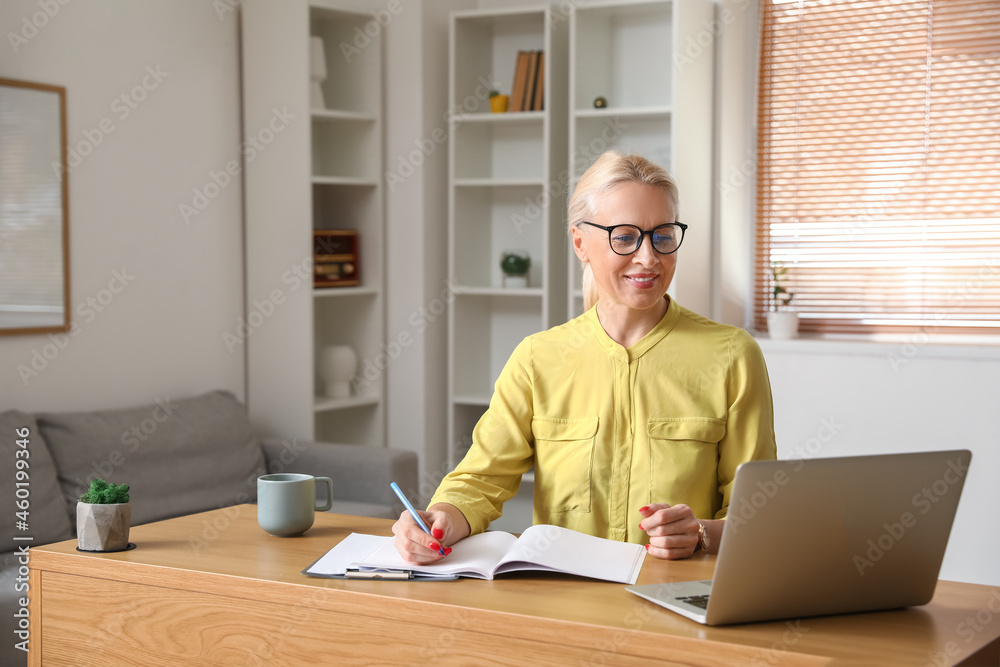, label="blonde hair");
[568,151,679,311]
